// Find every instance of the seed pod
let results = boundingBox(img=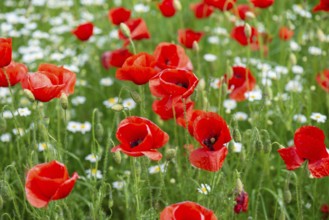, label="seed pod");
[130,90,142,103]
[113,151,121,164]
[120,23,131,38]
